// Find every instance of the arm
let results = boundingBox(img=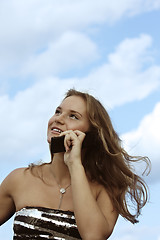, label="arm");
[69,164,118,240]
[0,171,17,225]
[62,130,118,240]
